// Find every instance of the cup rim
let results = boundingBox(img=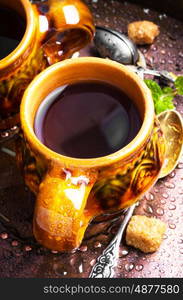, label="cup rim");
[21,57,155,168]
[0,0,35,70]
